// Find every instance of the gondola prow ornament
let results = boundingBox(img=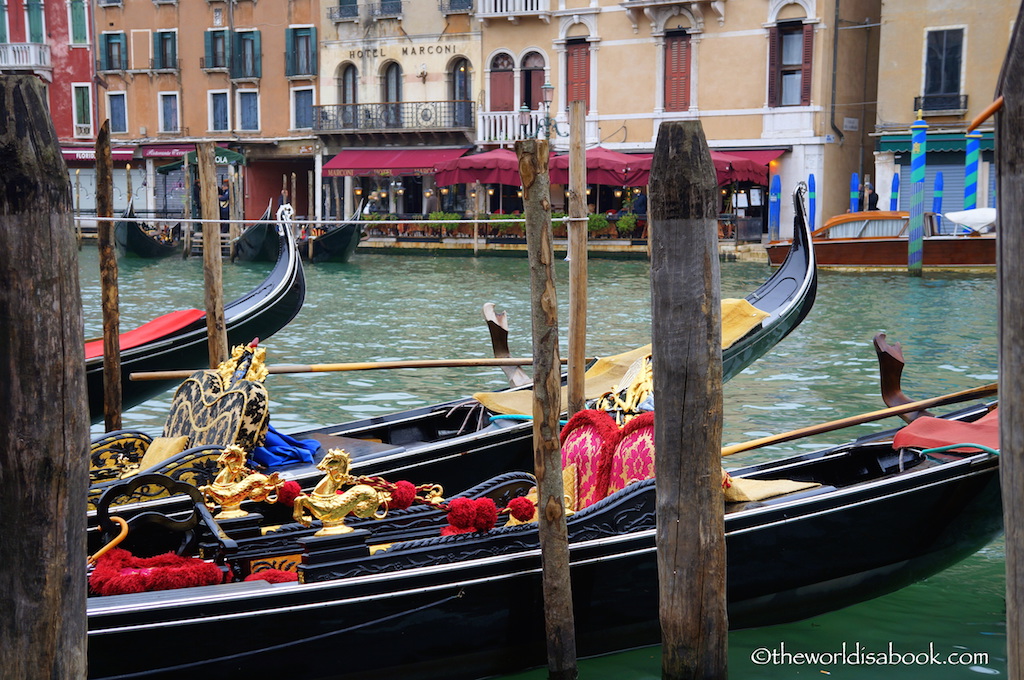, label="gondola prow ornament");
[292,449,392,536]
[199,444,284,519]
